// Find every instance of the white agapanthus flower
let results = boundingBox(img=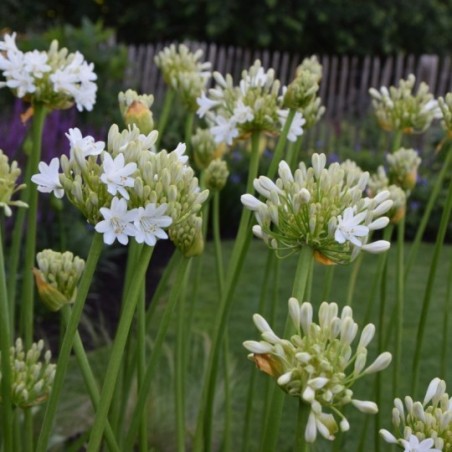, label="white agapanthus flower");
[380,378,452,450]
[241,154,392,264]
[31,158,64,198]
[244,299,392,443]
[100,153,137,200]
[133,203,173,246]
[66,128,105,158]
[0,32,97,111]
[210,115,239,145]
[94,197,137,245]
[278,109,306,142]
